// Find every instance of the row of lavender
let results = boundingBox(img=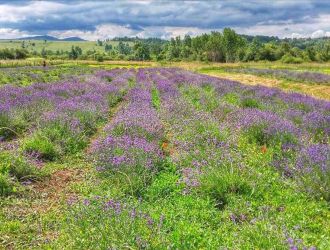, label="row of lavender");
[172,68,329,136]
[91,68,164,189]
[151,67,244,191]
[68,69,168,247]
[156,68,330,201]
[0,69,135,195]
[227,67,330,85]
[147,68,328,248]
[57,68,328,248]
